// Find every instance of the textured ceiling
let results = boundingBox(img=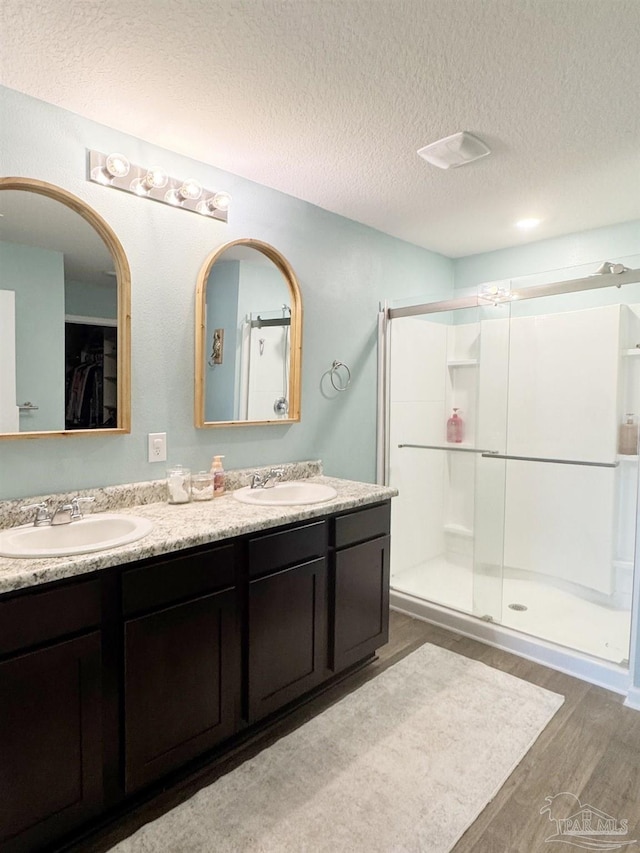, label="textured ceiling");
[1,0,639,257]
